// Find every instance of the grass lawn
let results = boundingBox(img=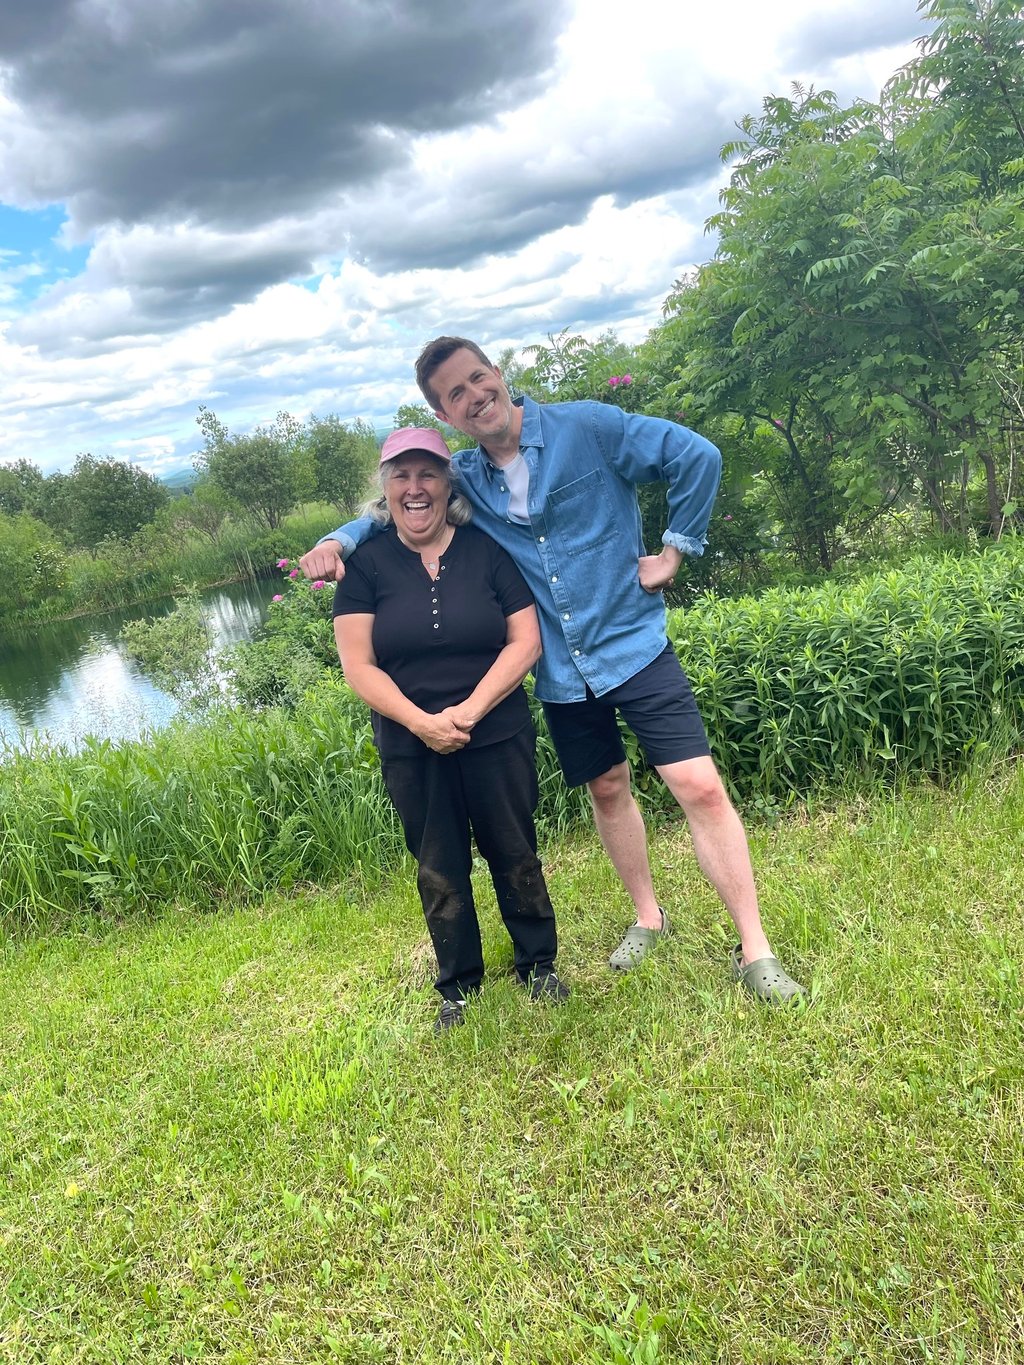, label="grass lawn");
[1,765,1022,1363]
